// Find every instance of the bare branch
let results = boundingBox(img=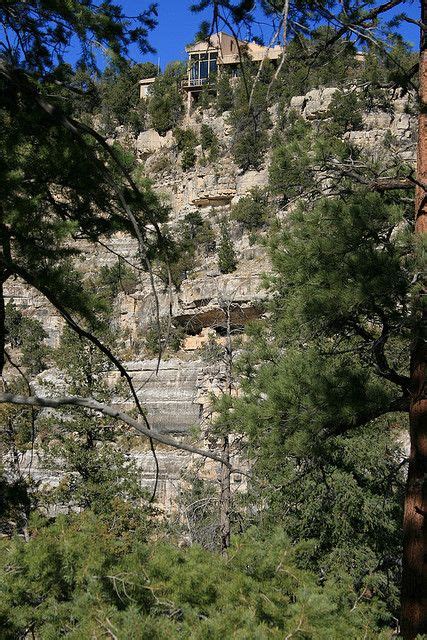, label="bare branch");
[0,392,241,470]
[0,63,170,499]
[3,350,37,479]
[249,1,287,108]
